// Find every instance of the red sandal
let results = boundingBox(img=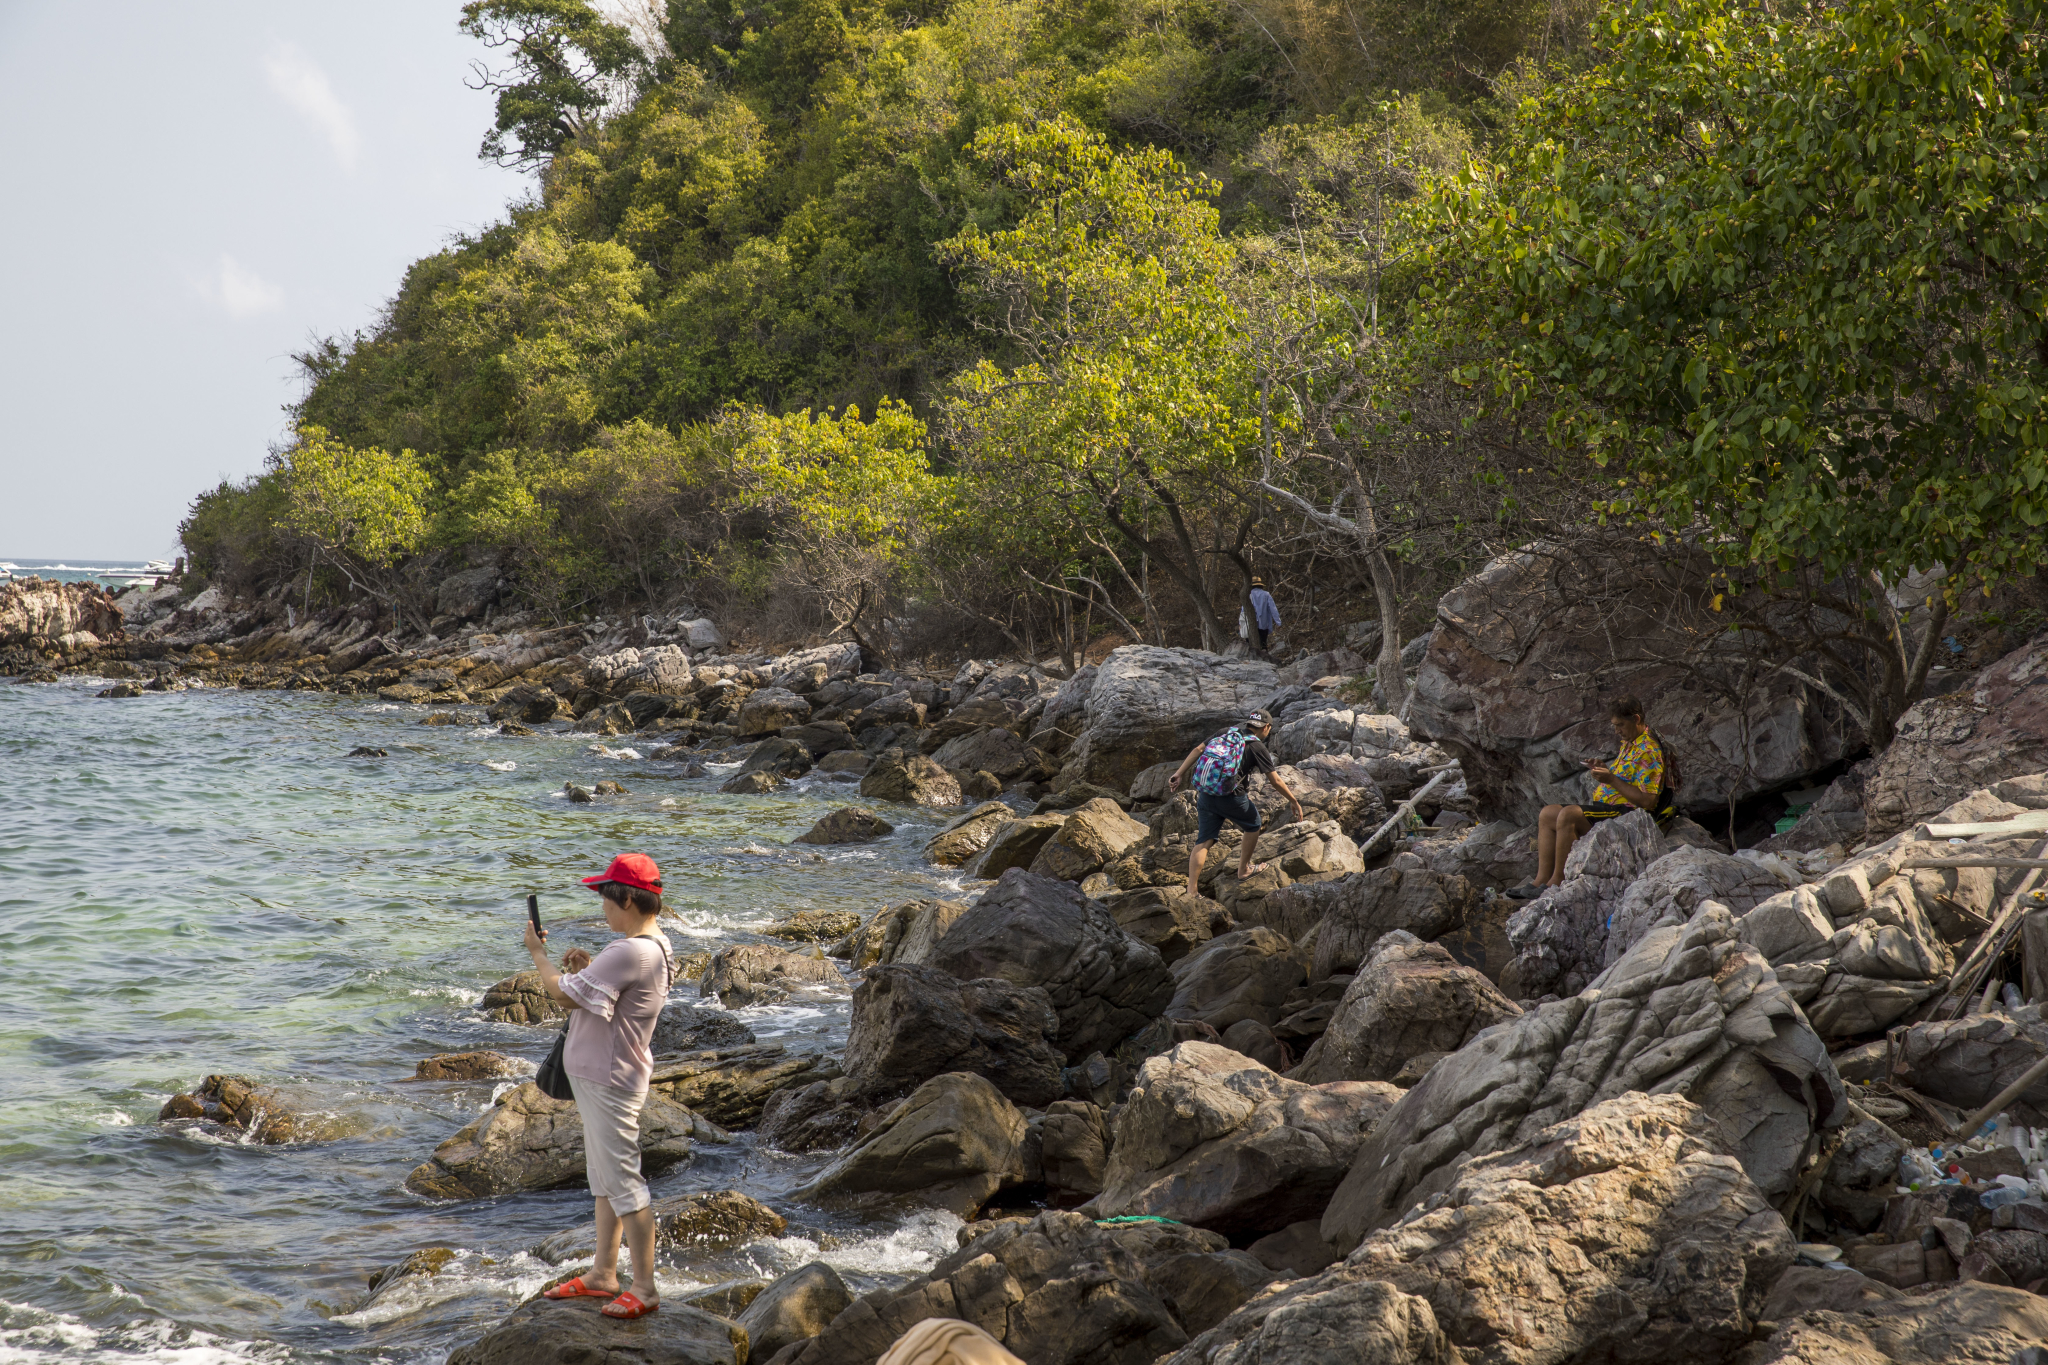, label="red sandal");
[601,1291,659,1319]
[542,1276,617,1300]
